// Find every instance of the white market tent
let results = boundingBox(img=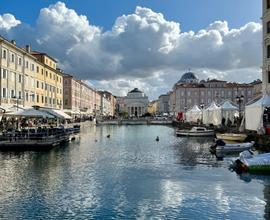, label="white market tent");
[203,101,221,125]
[245,94,270,131]
[185,105,202,123]
[5,108,55,118]
[220,100,239,124]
